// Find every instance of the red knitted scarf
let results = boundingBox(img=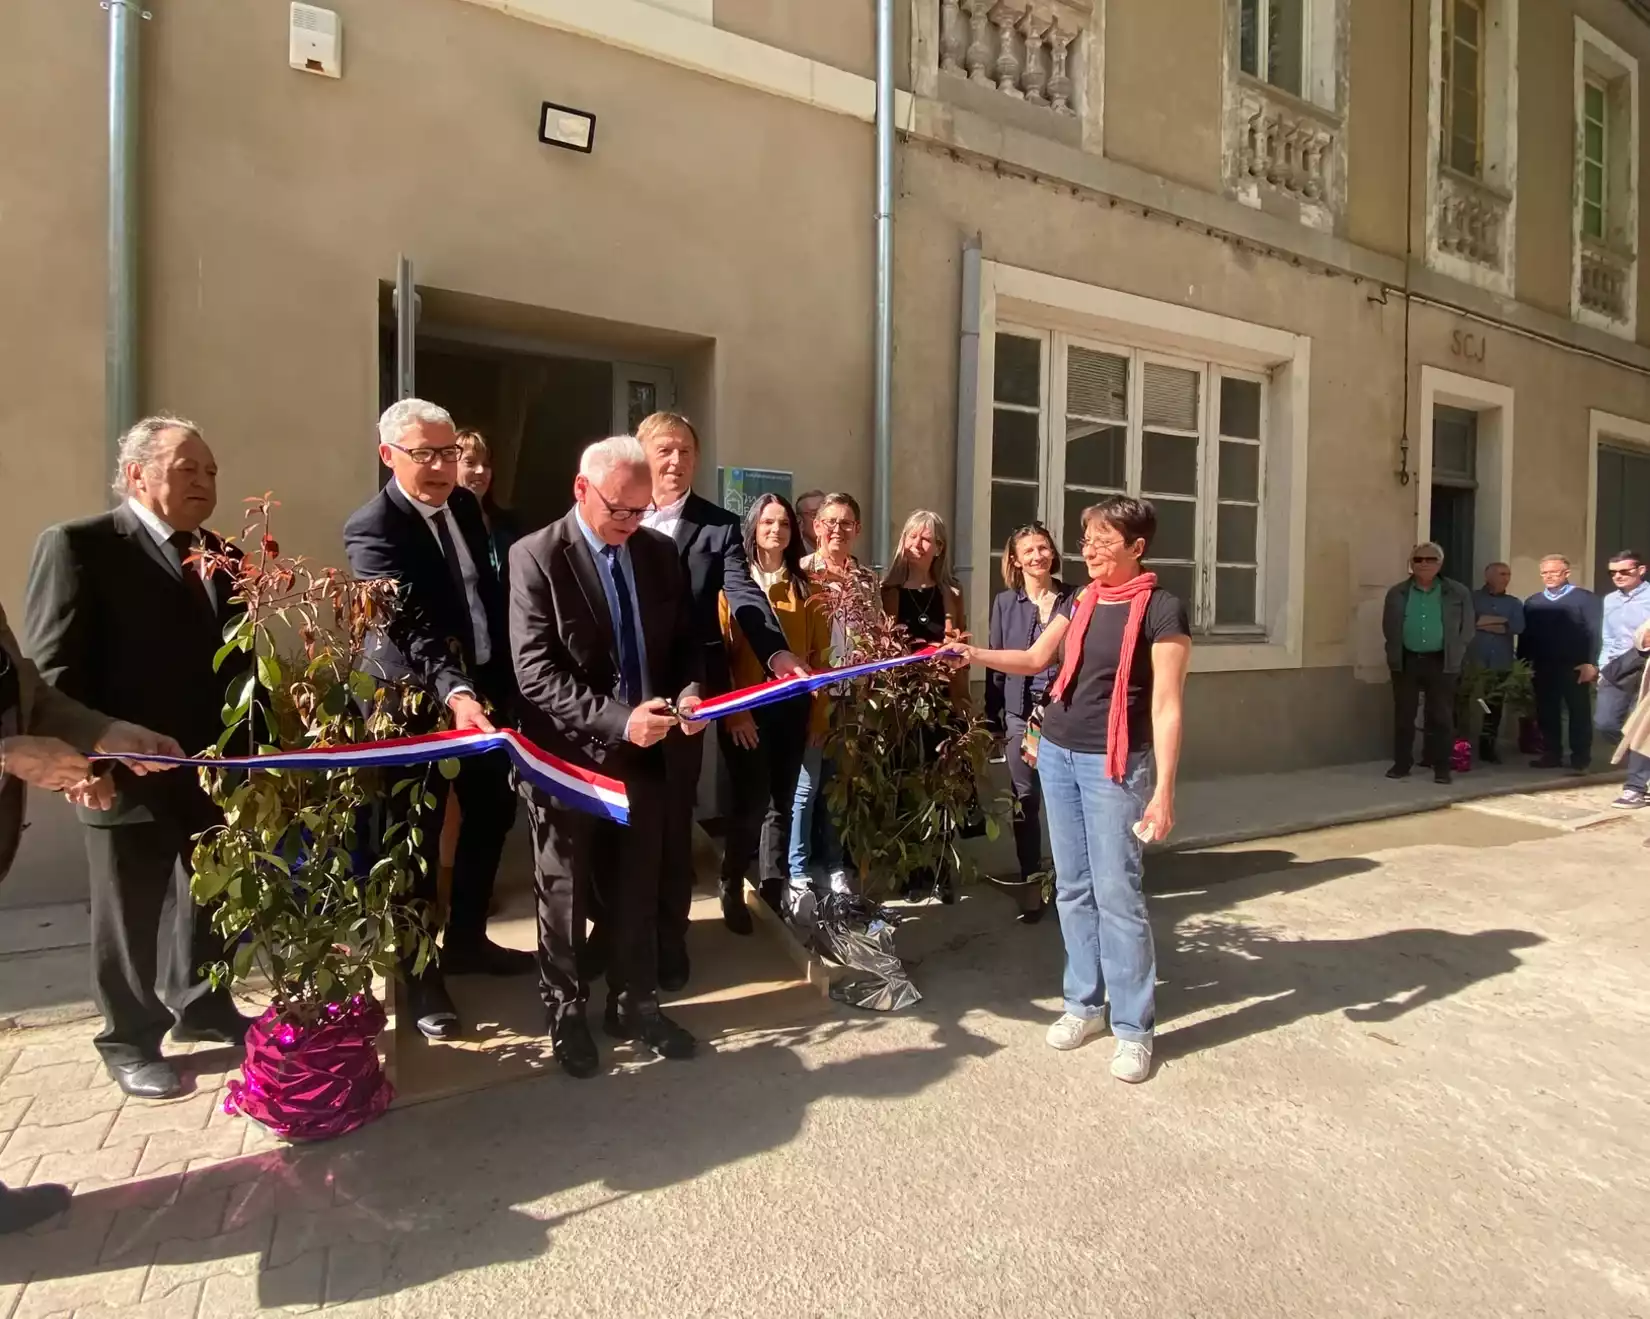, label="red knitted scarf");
[1047,573,1158,782]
